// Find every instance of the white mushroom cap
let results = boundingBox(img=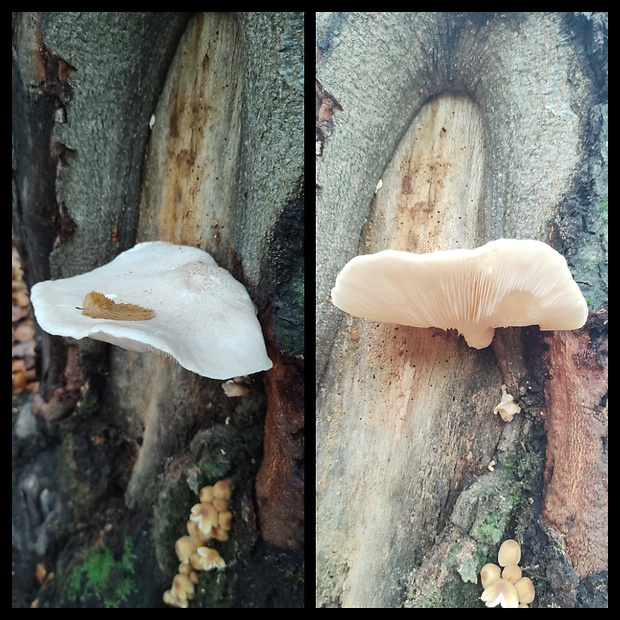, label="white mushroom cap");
[30,241,272,379]
[331,239,588,349]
